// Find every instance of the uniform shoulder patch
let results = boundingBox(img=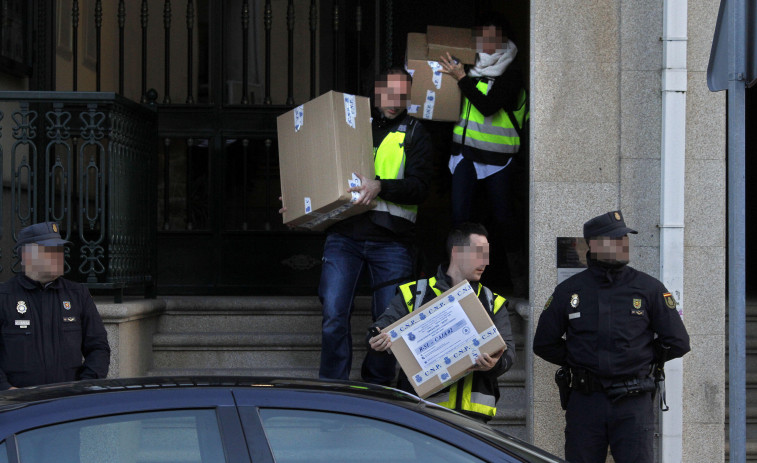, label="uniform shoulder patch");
[663,292,676,309]
[543,295,553,310]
